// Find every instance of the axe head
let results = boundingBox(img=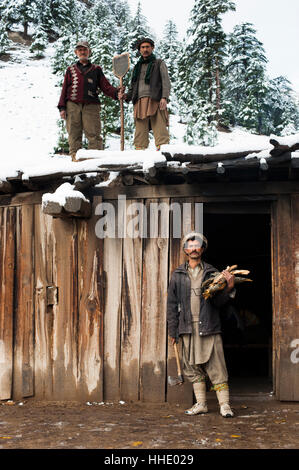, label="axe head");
[168,374,184,386]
